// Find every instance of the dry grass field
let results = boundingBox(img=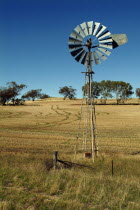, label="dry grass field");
[0,98,140,209]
